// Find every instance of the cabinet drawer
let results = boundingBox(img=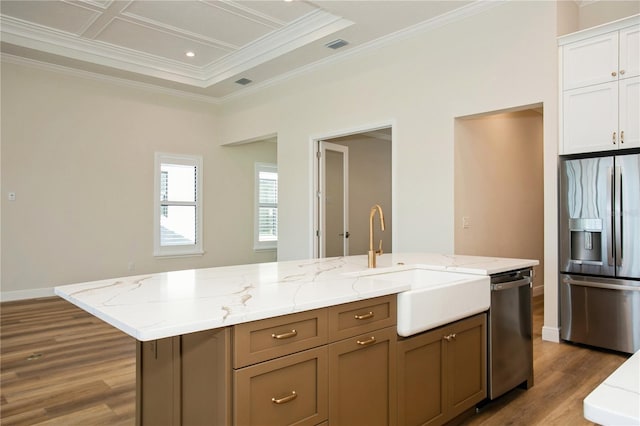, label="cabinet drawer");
[234,347,328,426]
[234,309,328,368]
[328,295,396,342]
